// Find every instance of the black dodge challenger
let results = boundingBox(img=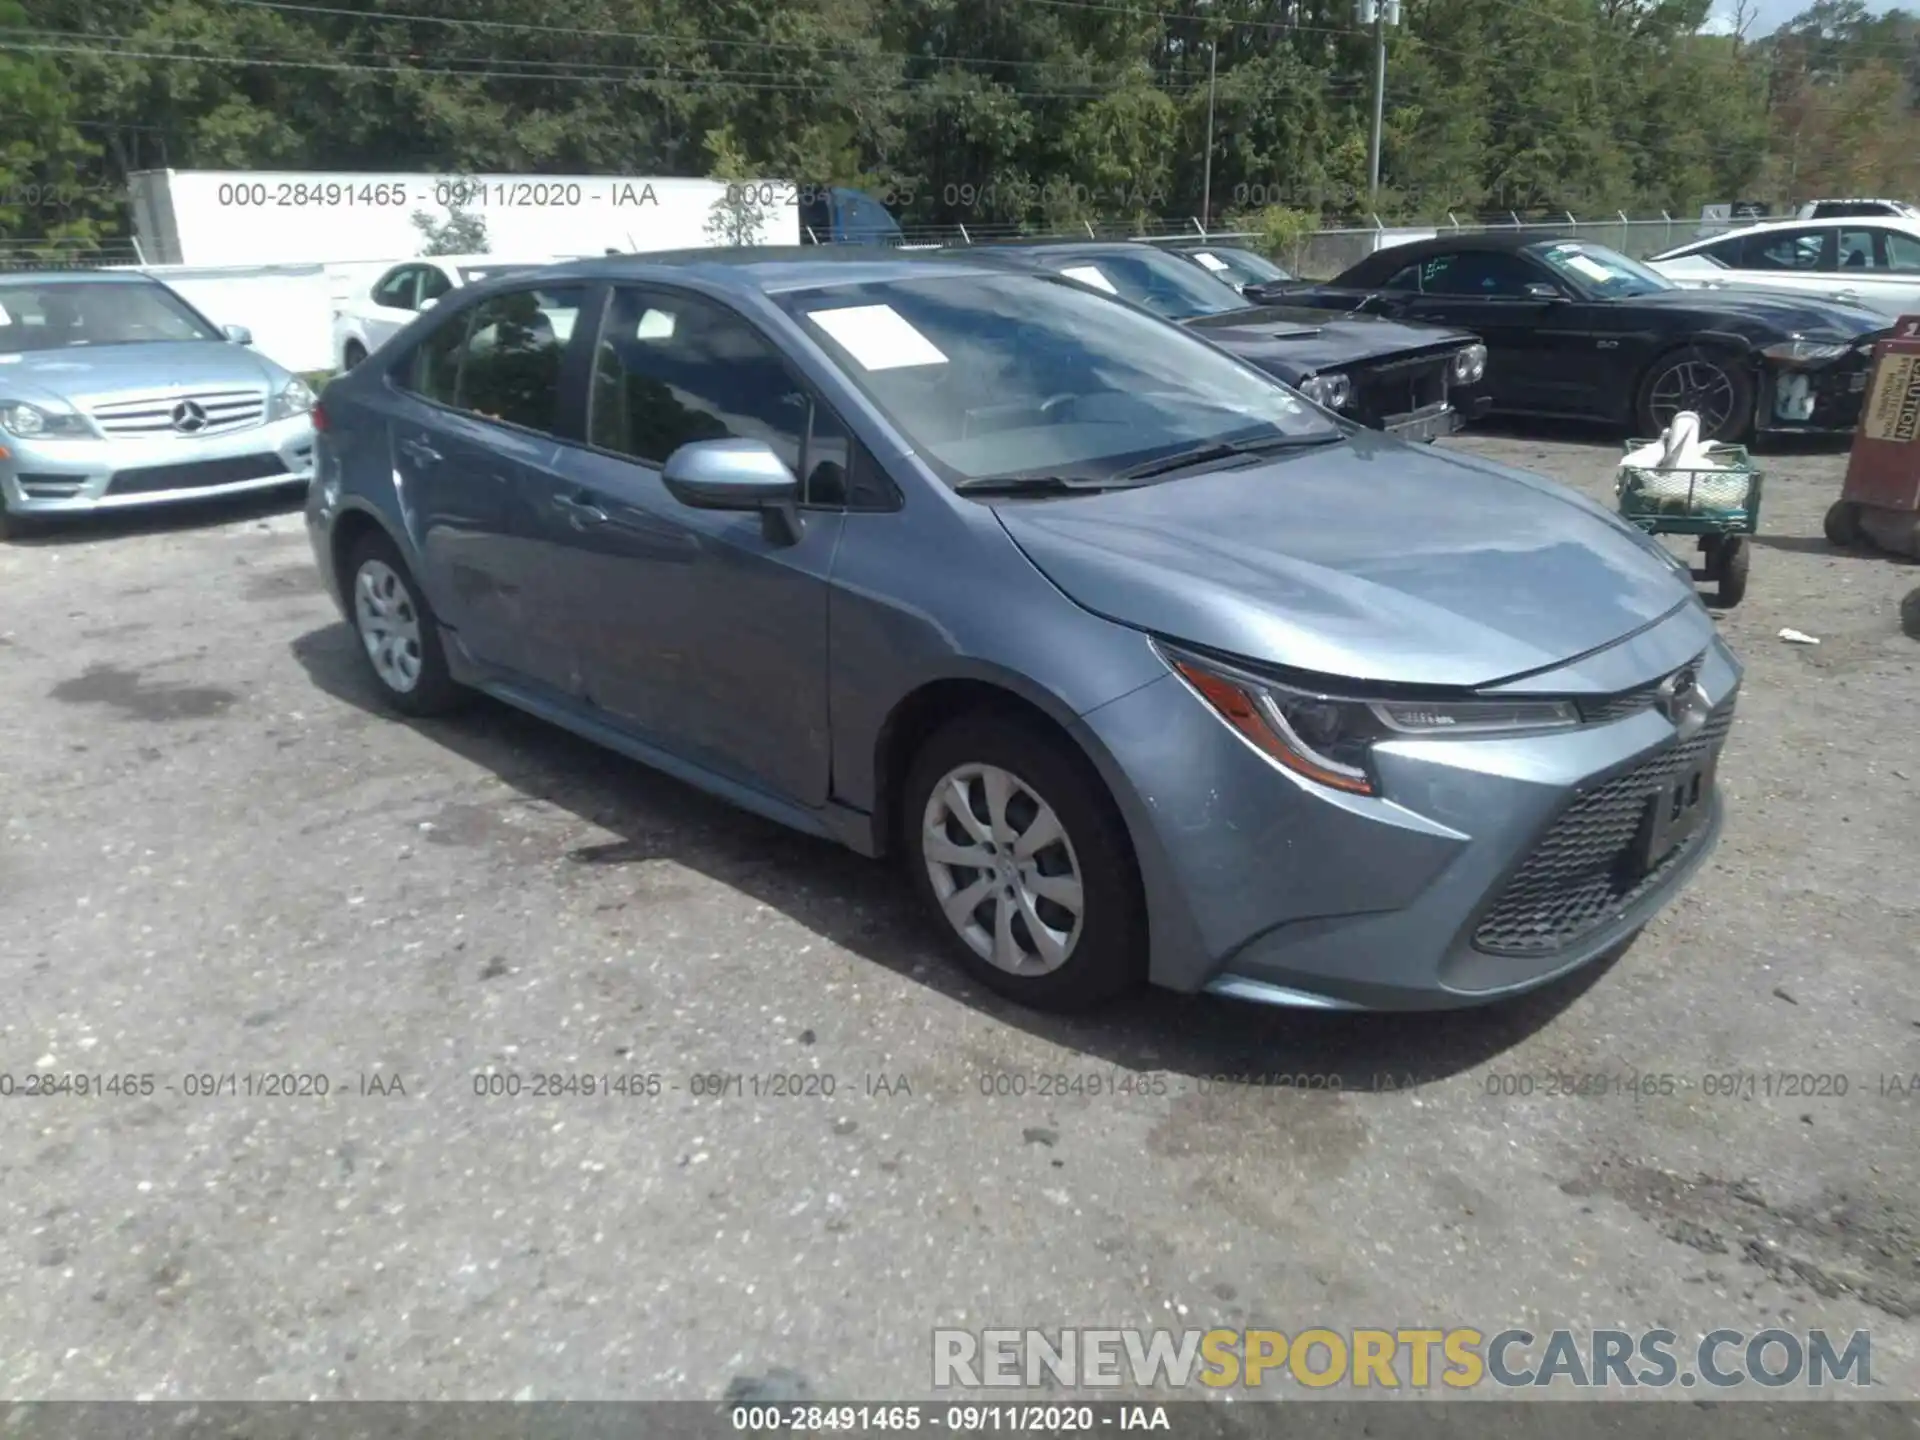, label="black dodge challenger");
[1263,232,1890,443]
[947,240,1493,443]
